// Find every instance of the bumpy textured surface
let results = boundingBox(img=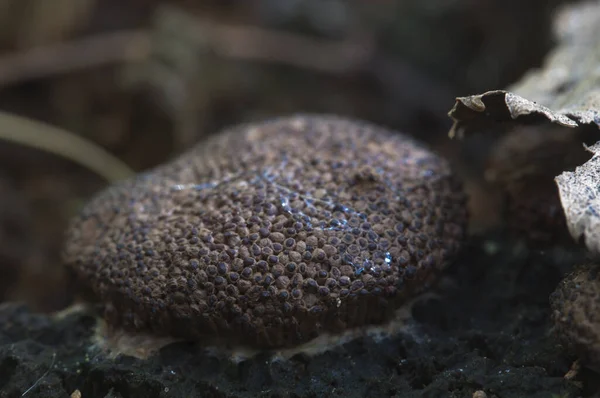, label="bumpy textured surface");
[63,114,466,349]
[551,264,600,370]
